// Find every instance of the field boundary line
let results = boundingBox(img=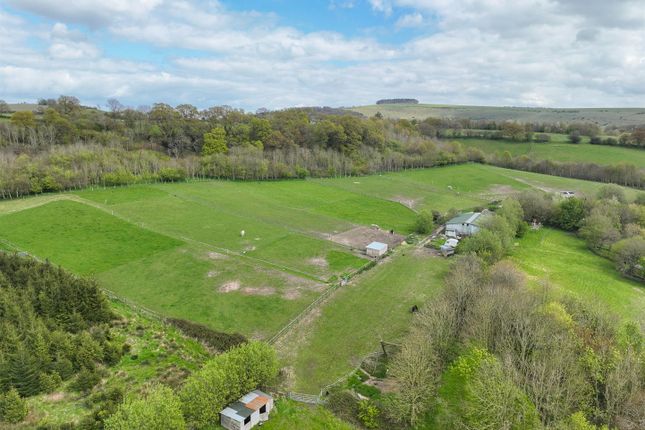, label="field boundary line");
[65,195,328,282]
